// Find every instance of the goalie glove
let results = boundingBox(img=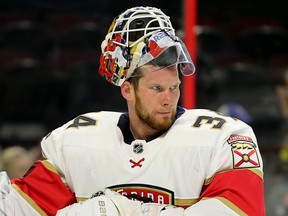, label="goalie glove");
[56,189,183,216]
[56,191,119,216]
[159,206,184,216]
